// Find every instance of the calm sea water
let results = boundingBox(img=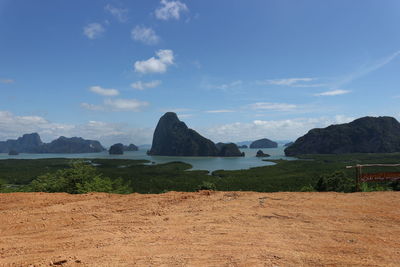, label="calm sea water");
[0,147,295,172]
